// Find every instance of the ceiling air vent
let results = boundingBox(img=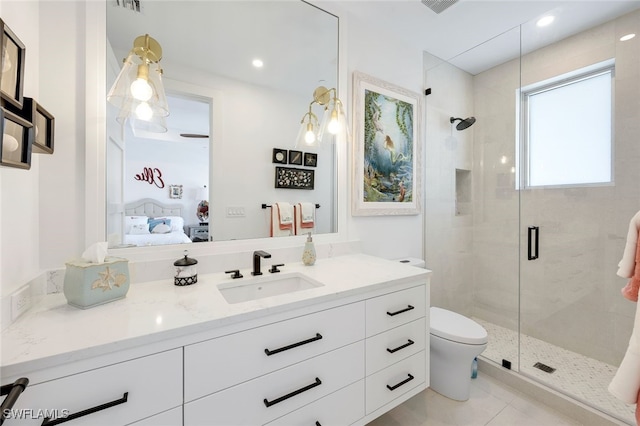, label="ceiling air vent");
[421,0,459,14]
